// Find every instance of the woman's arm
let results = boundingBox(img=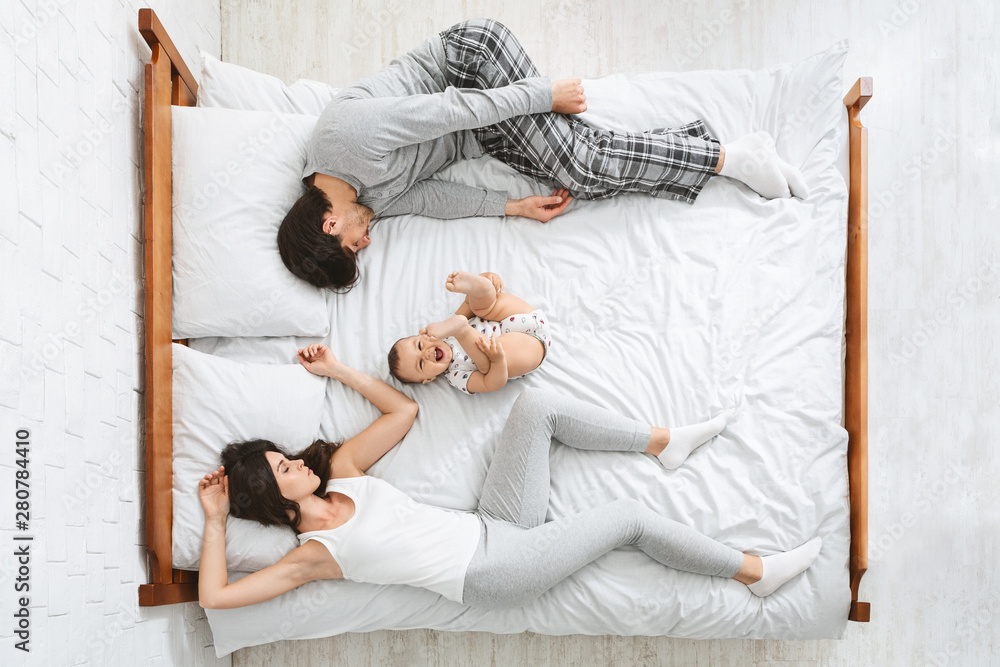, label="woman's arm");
[197,468,340,609]
[297,345,418,476]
